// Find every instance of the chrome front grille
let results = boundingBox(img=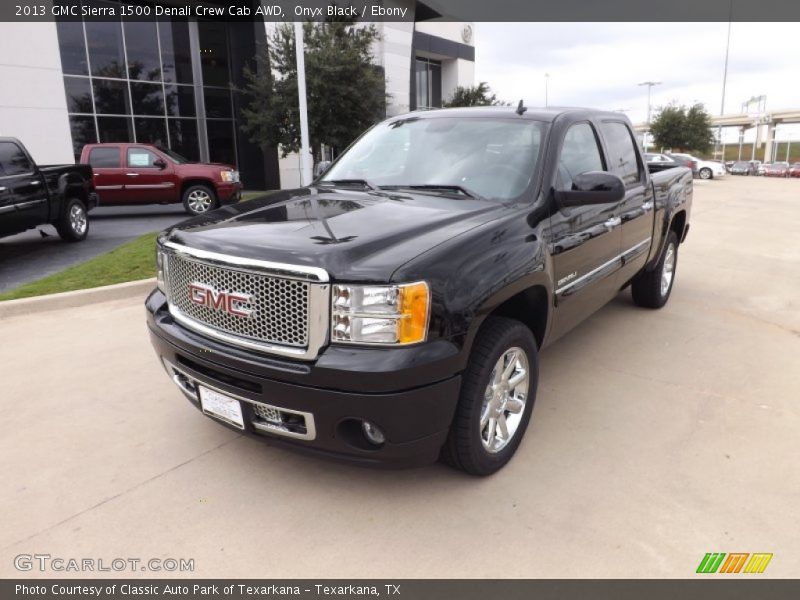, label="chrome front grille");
[162,242,330,360]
